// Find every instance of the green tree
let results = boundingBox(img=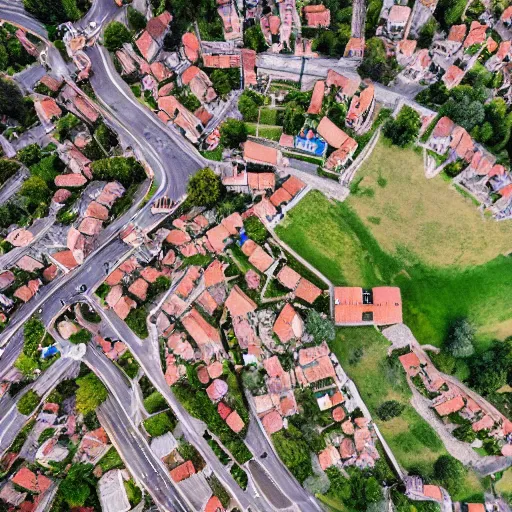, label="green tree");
[127,6,147,31]
[0,77,26,122]
[17,144,42,167]
[376,400,404,421]
[220,119,248,148]
[433,455,466,494]
[104,21,132,52]
[445,318,475,358]
[418,18,437,49]
[125,308,149,338]
[75,372,108,415]
[0,44,8,71]
[69,329,92,345]
[243,216,268,244]
[14,353,38,378]
[383,105,421,147]
[272,424,313,482]
[305,309,335,344]
[244,25,267,52]
[20,176,51,208]
[283,101,305,135]
[328,102,348,127]
[238,90,263,122]
[91,156,146,187]
[0,159,20,184]
[186,167,224,207]
[23,0,66,24]
[211,68,240,97]
[143,411,176,436]
[17,390,41,415]
[358,38,398,85]
[59,463,95,507]
[440,87,485,132]
[23,318,45,360]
